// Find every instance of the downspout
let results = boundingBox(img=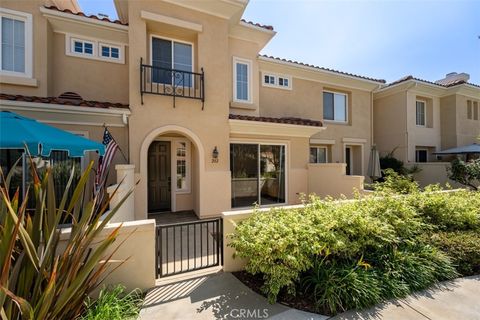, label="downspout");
[405,82,417,163]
